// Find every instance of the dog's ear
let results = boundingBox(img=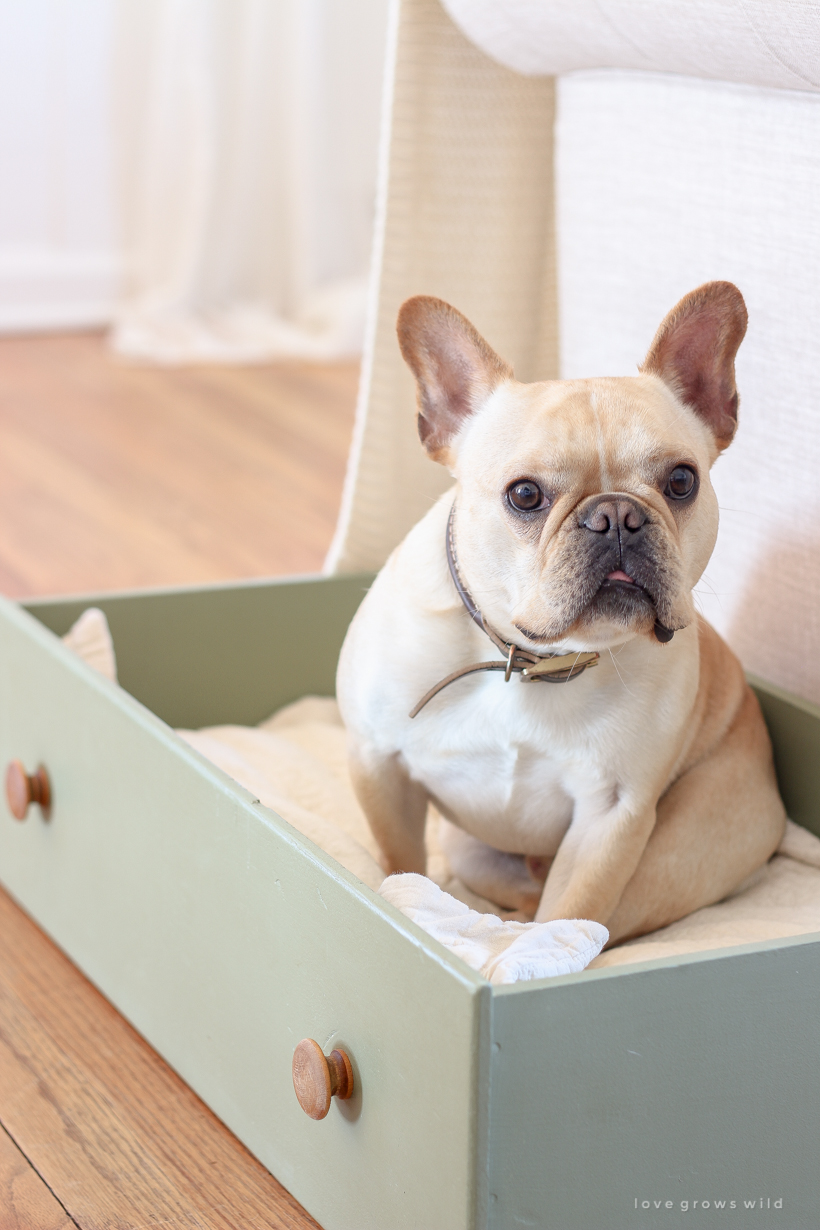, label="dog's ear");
[641,281,748,451]
[397,296,512,463]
